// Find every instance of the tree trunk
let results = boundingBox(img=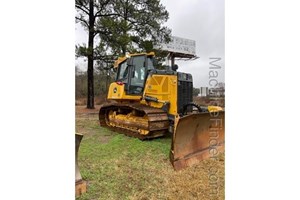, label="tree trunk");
[87,0,95,109]
[122,47,126,55]
[87,52,94,109]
